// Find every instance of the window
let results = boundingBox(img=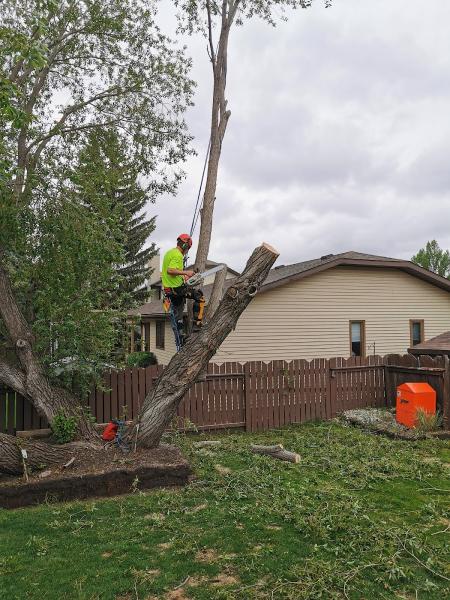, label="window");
[350,321,365,357]
[144,323,151,352]
[156,320,165,349]
[410,320,424,346]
